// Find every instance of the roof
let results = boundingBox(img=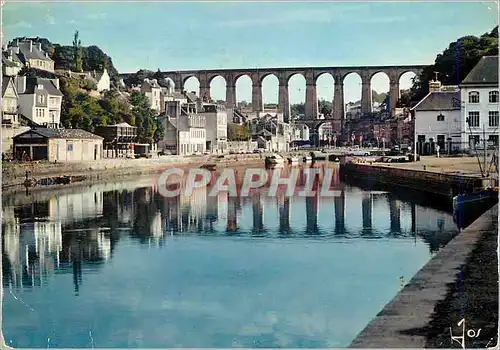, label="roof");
[461,56,498,86]
[4,49,23,65]
[2,76,18,98]
[411,90,461,111]
[110,122,136,128]
[24,78,63,96]
[15,128,103,140]
[185,91,197,103]
[13,40,53,62]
